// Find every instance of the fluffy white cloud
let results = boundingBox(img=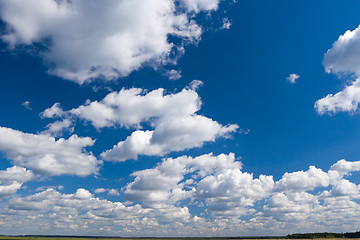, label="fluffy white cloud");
[325,179,360,198]
[330,158,360,176]
[94,188,120,196]
[124,153,273,217]
[196,170,274,217]
[0,126,100,176]
[0,0,224,83]
[124,153,238,204]
[315,78,360,114]
[274,166,331,192]
[286,73,299,84]
[69,87,201,129]
[180,0,220,13]
[101,116,238,162]
[323,25,360,76]
[42,83,238,161]
[0,166,34,198]
[316,25,360,114]
[41,119,73,137]
[1,157,360,235]
[1,188,192,236]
